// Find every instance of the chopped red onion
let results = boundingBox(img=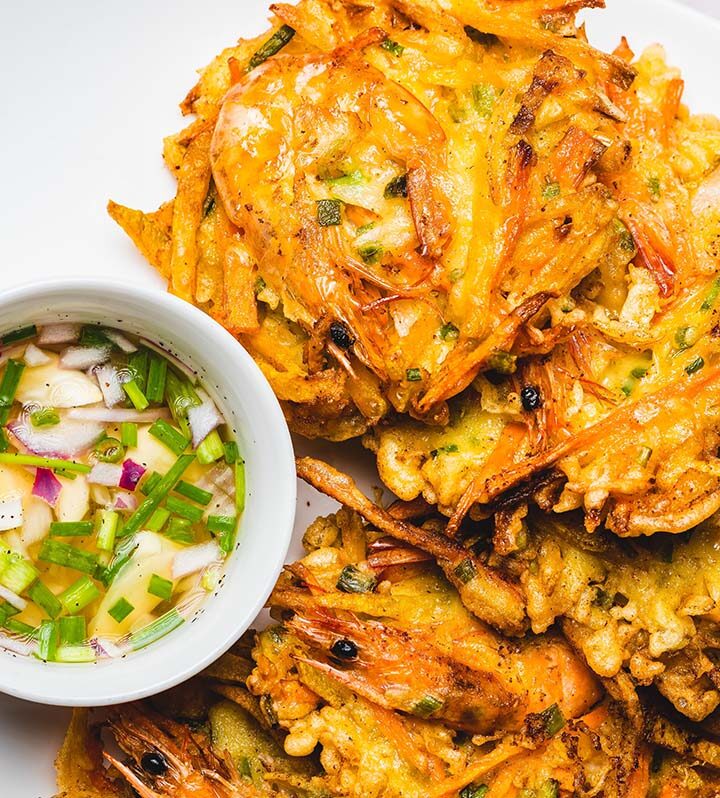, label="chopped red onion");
[23,344,51,367]
[172,541,222,580]
[102,329,137,353]
[59,345,111,370]
[0,585,27,612]
[139,338,197,381]
[187,389,224,449]
[0,634,35,656]
[8,418,104,458]
[88,463,122,487]
[91,637,128,659]
[113,490,138,511]
[65,406,170,424]
[93,364,125,408]
[38,323,81,345]
[0,496,23,532]
[32,468,62,507]
[119,459,146,492]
